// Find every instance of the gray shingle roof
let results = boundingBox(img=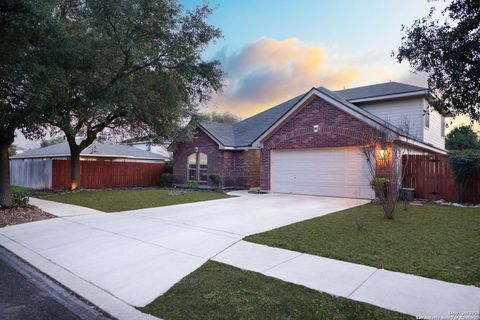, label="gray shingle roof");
[200,122,236,146]
[11,141,167,160]
[334,81,427,101]
[198,81,428,148]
